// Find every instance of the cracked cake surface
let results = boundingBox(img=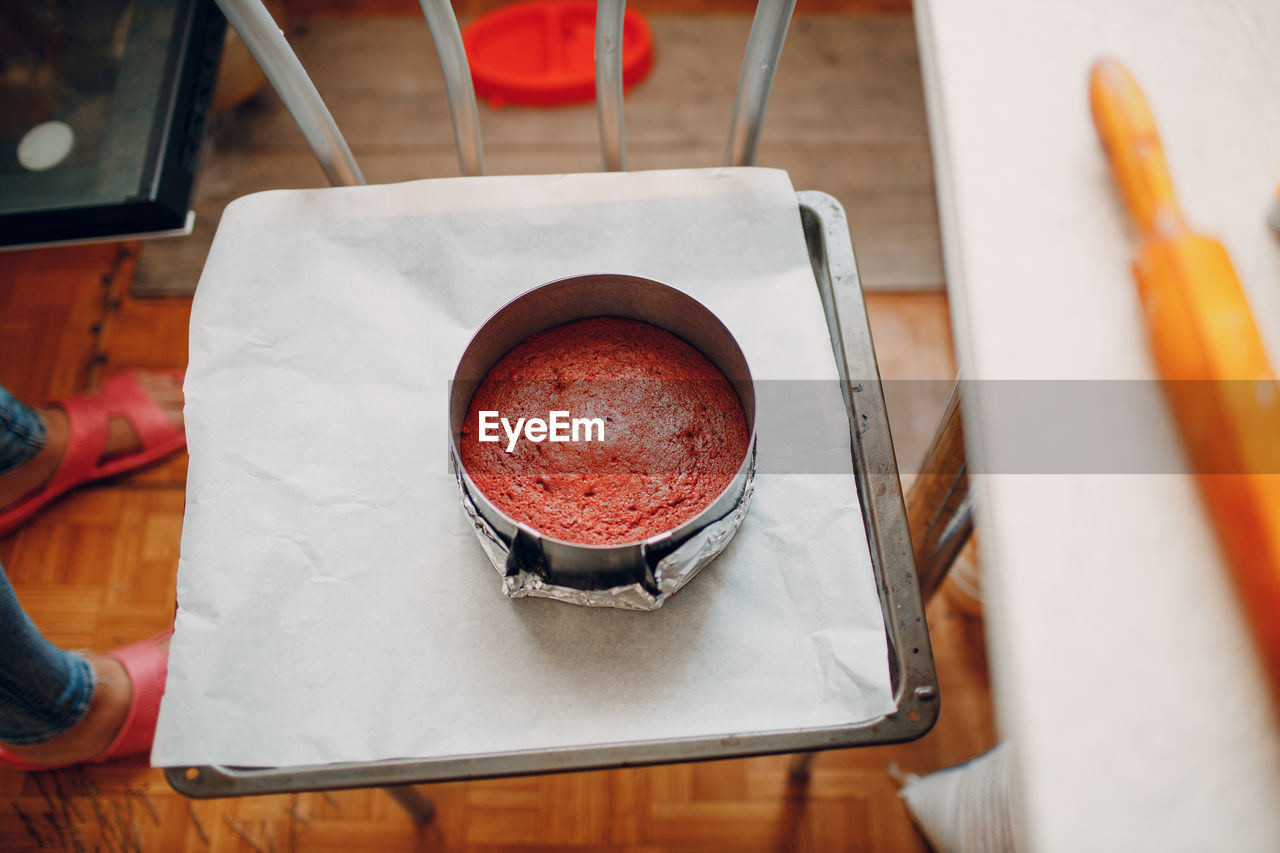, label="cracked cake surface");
[460,316,749,545]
